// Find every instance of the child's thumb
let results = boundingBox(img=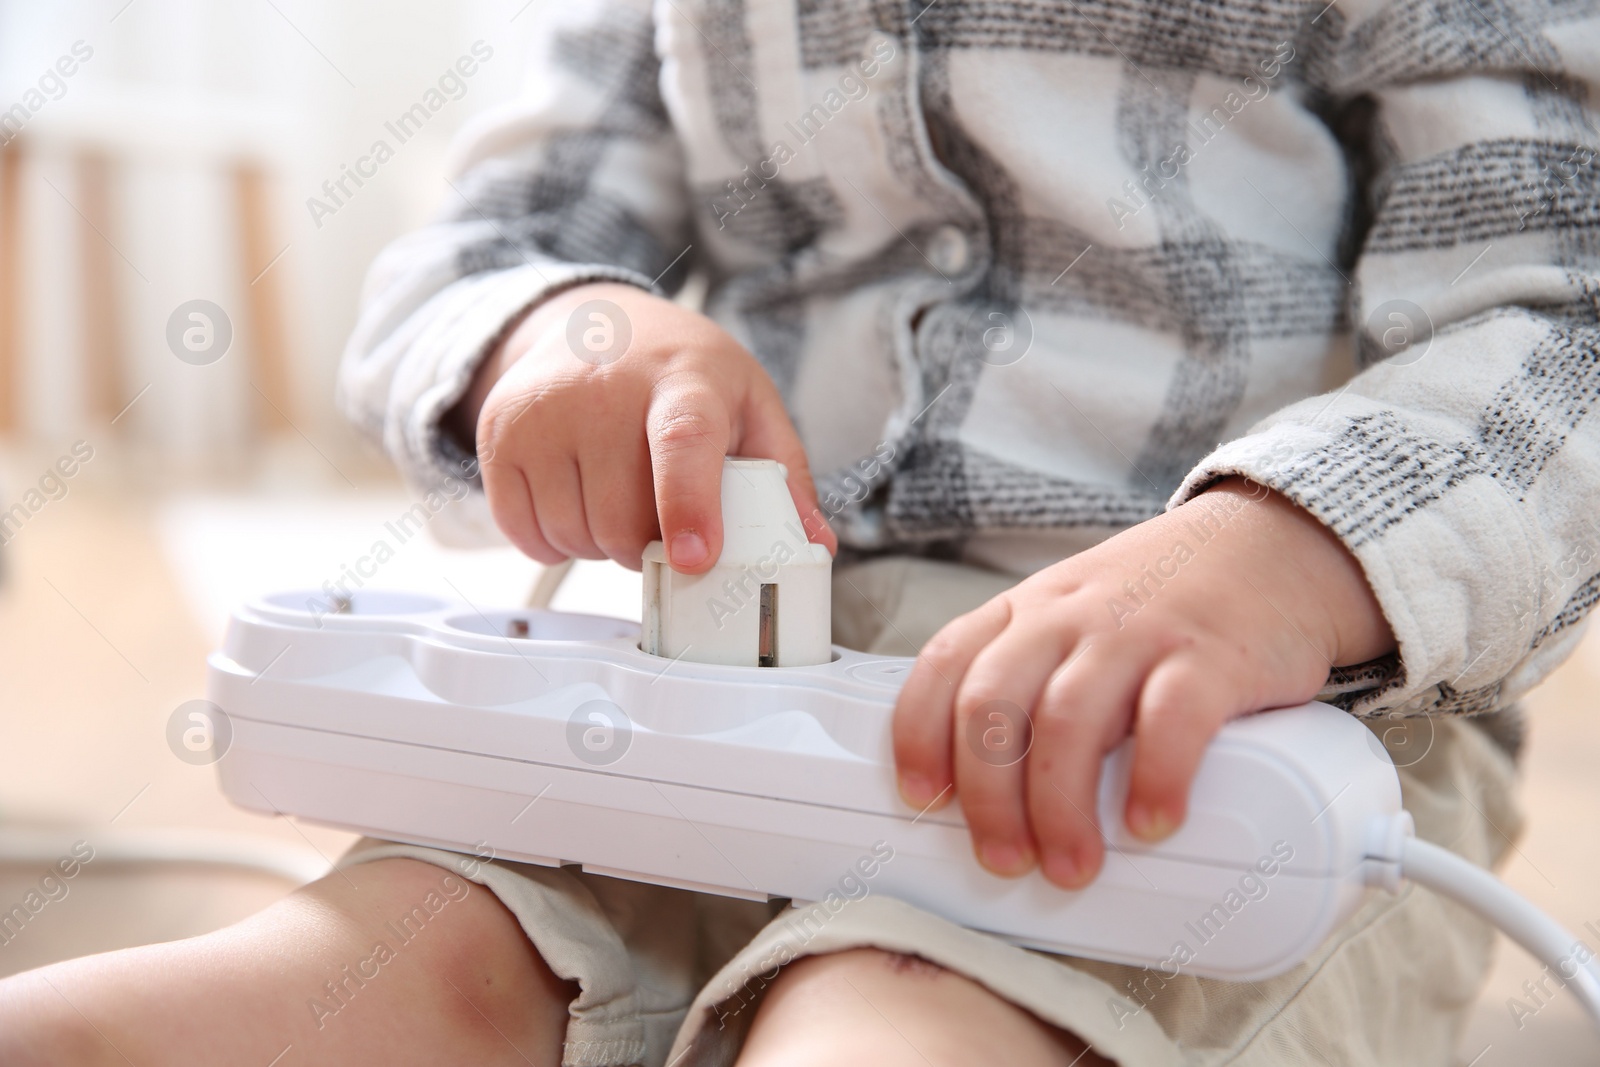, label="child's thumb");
[646,384,729,573]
